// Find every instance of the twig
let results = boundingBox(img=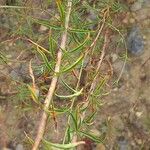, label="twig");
[62,7,110,143]
[88,30,109,99]
[32,1,72,150]
[29,60,35,88]
[90,6,109,52]
[81,29,109,121]
[141,56,150,67]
